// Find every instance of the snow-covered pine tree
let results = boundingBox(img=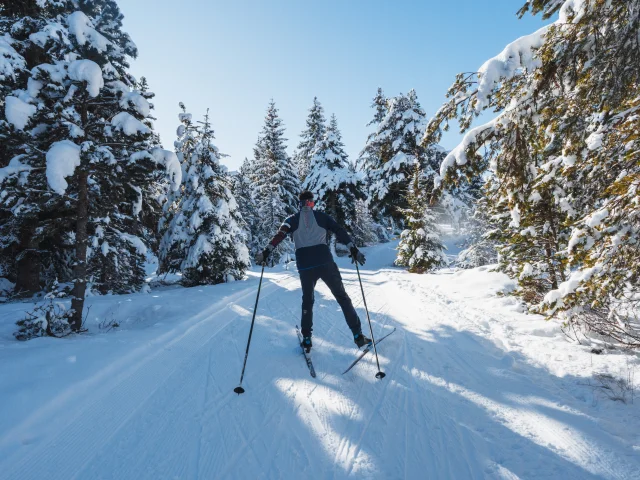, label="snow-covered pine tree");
[0,1,57,295]
[351,199,379,247]
[367,87,388,132]
[361,90,446,224]
[1,0,181,330]
[424,0,640,345]
[231,157,258,254]
[358,87,388,172]
[396,165,447,273]
[456,195,498,269]
[293,97,326,181]
[135,76,166,256]
[252,100,300,262]
[158,103,197,274]
[159,107,249,286]
[303,114,361,236]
